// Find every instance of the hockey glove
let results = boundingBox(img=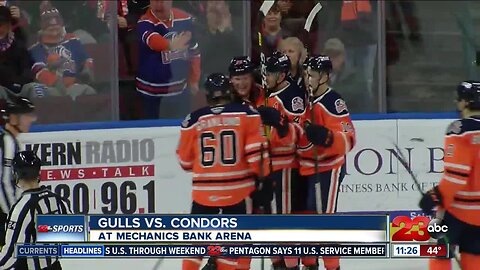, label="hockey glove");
[419,186,443,215]
[257,106,289,138]
[257,106,282,127]
[251,177,274,210]
[305,123,333,147]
